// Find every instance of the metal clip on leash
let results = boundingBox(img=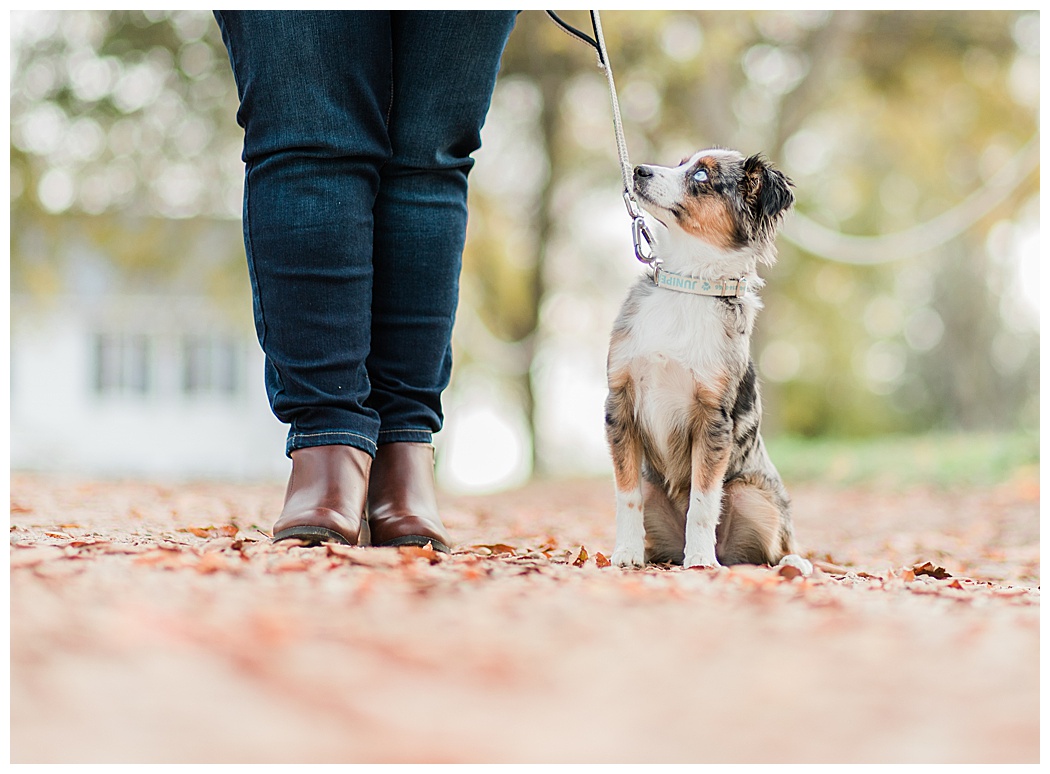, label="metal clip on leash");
[546,10,658,267]
[624,191,656,265]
